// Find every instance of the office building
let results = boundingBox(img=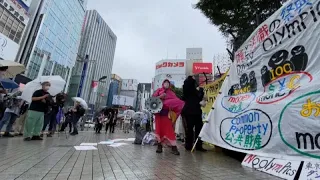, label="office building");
[68,10,117,110]
[0,0,32,61]
[186,48,202,60]
[106,74,122,107]
[136,83,151,111]
[18,0,86,93]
